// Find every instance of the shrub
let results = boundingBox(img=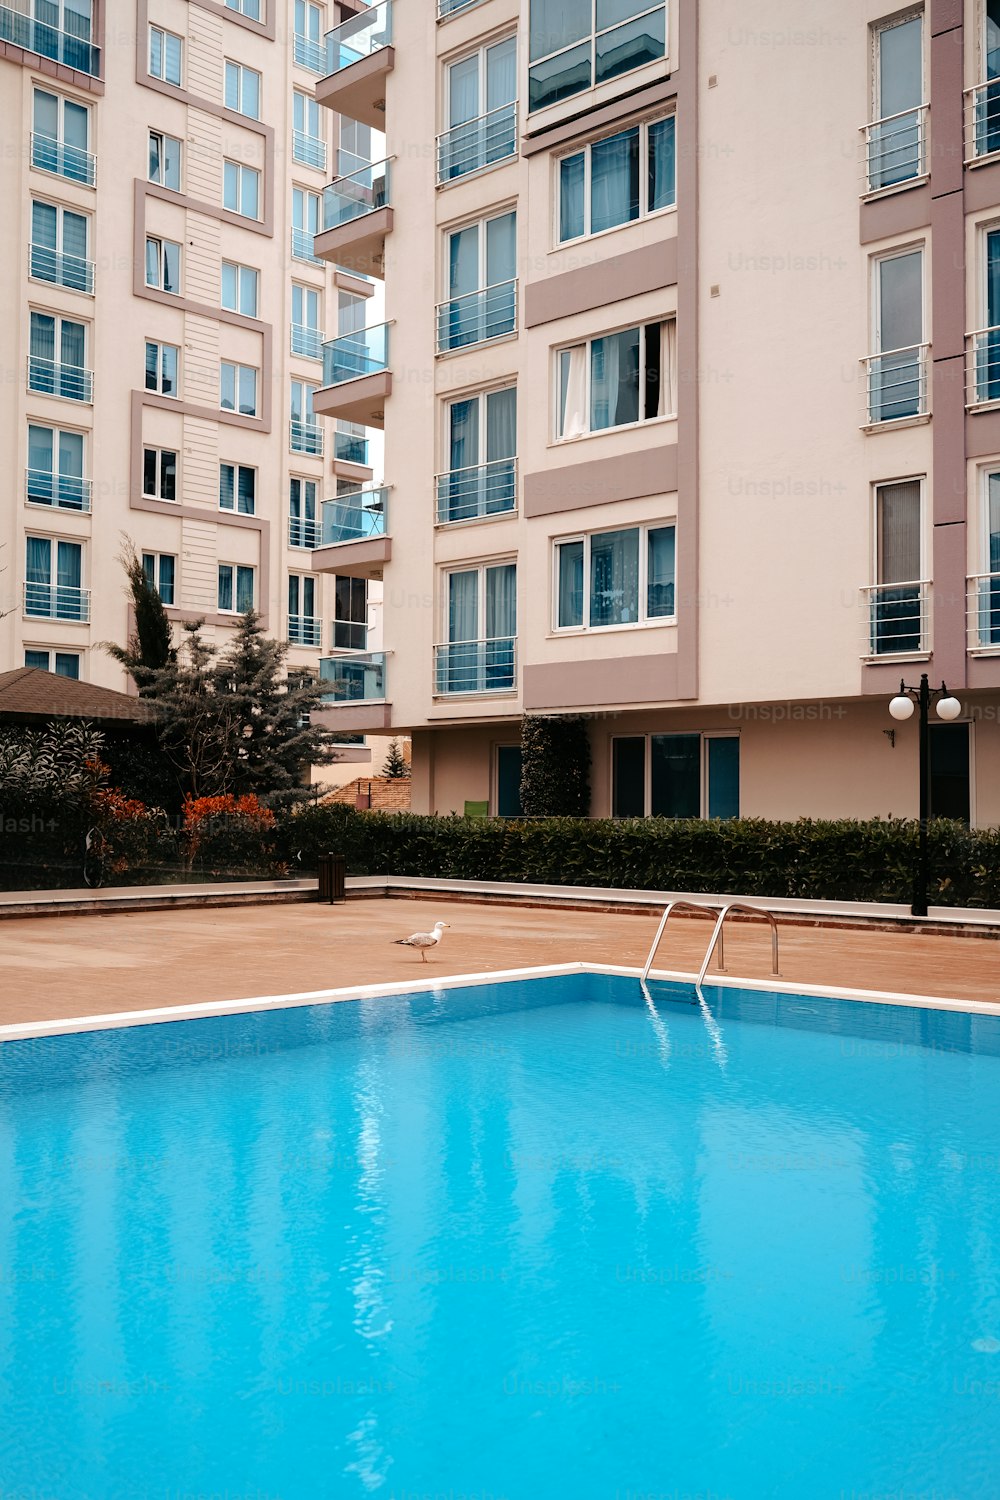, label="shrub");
[520,716,591,816]
[183,793,282,877]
